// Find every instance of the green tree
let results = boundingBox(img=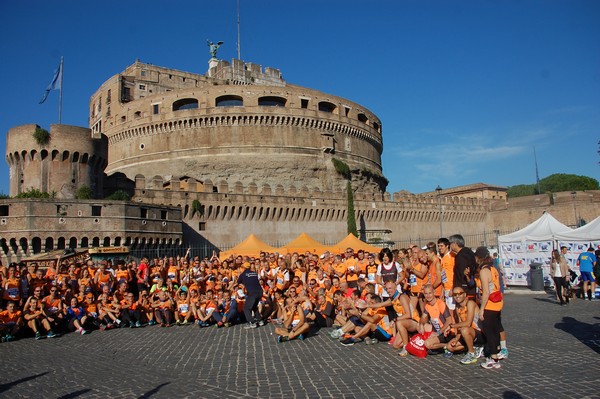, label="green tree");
[105,190,130,201]
[33,126,50,146]
[75,185,93,199]
[15,188,51,199]
[539,173,599,192]
[508,173,599,198]
[346,181,358,236]
[0,193,9,199]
